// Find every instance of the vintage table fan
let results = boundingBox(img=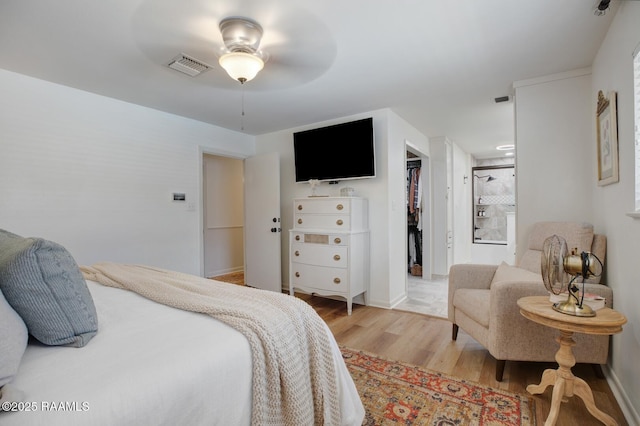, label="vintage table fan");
[541,235,603,317]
